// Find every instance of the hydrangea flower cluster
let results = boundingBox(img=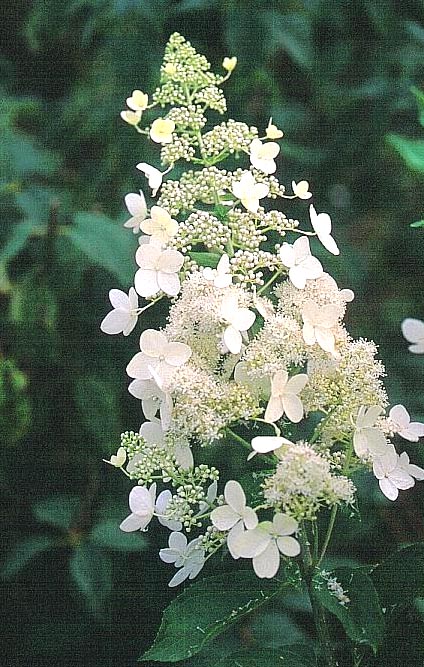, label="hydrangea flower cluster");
[103,34,424,587]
